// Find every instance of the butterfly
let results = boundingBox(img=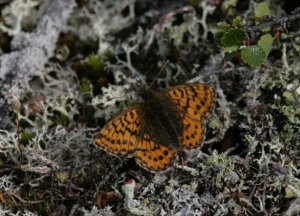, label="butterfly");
[95,83,216,172]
